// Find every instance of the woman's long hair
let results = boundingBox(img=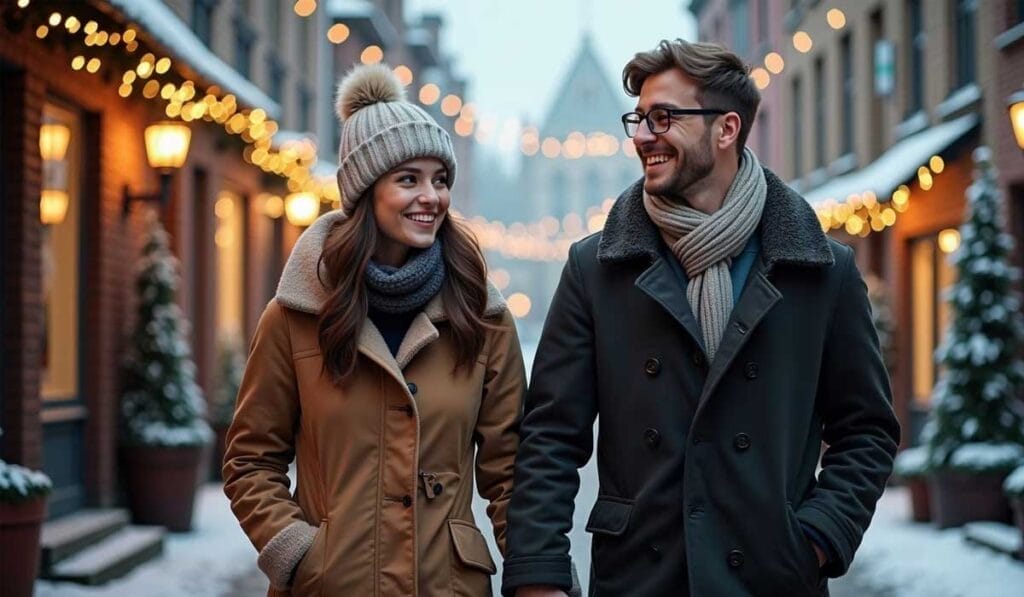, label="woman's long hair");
[317,196,492,382]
